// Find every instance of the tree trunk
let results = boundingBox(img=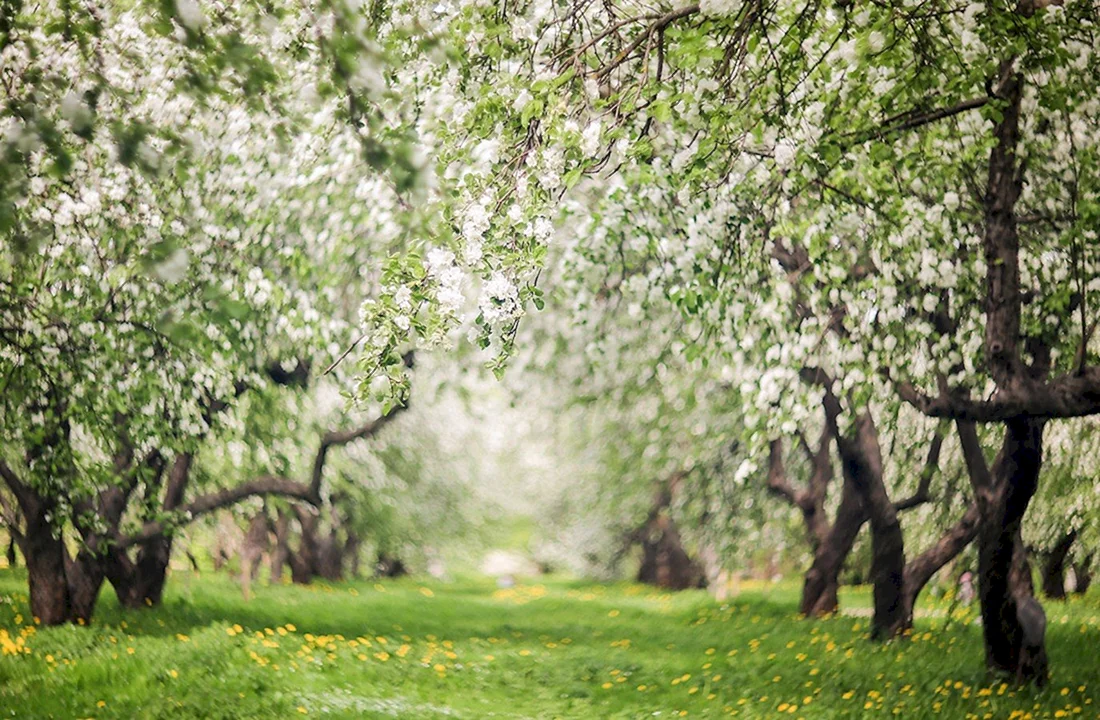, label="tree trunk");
[240,512,270,598]
[376,553,407,577]
[977,419,1048,686]
[1072,556,1093,595]
[270,509,292,583]
[801,476,865,616]
[344,532,362,579]
[133,538,173,607]
[66,550,105,620]
[836,414,908,639]
[898,501,981,631]
[289,551,313,584]
[290,506,321,584]
[21,498,105,625]
[636,513,707,590]
[104,535,174,610]
[315,538,344,581]
[23,500,69,624]
[1041,531,1076,600]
